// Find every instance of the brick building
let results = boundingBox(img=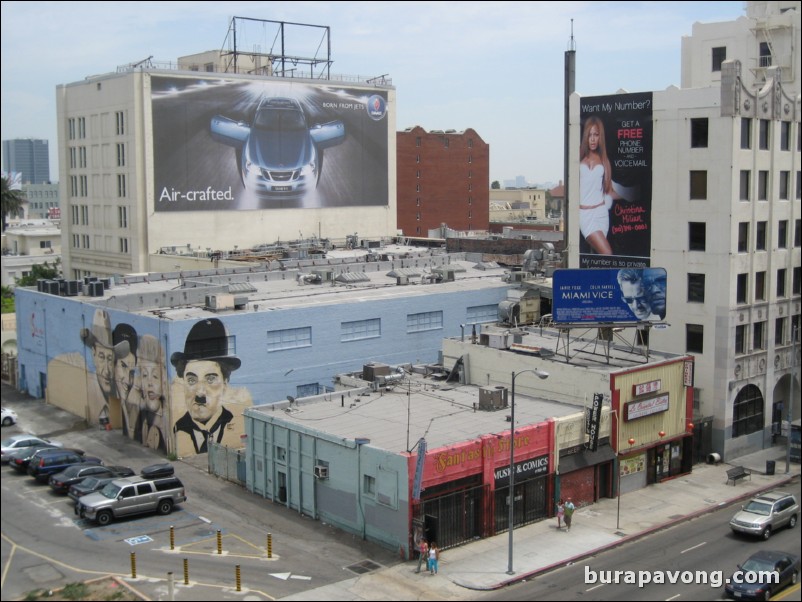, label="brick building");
[397,126,489,236]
